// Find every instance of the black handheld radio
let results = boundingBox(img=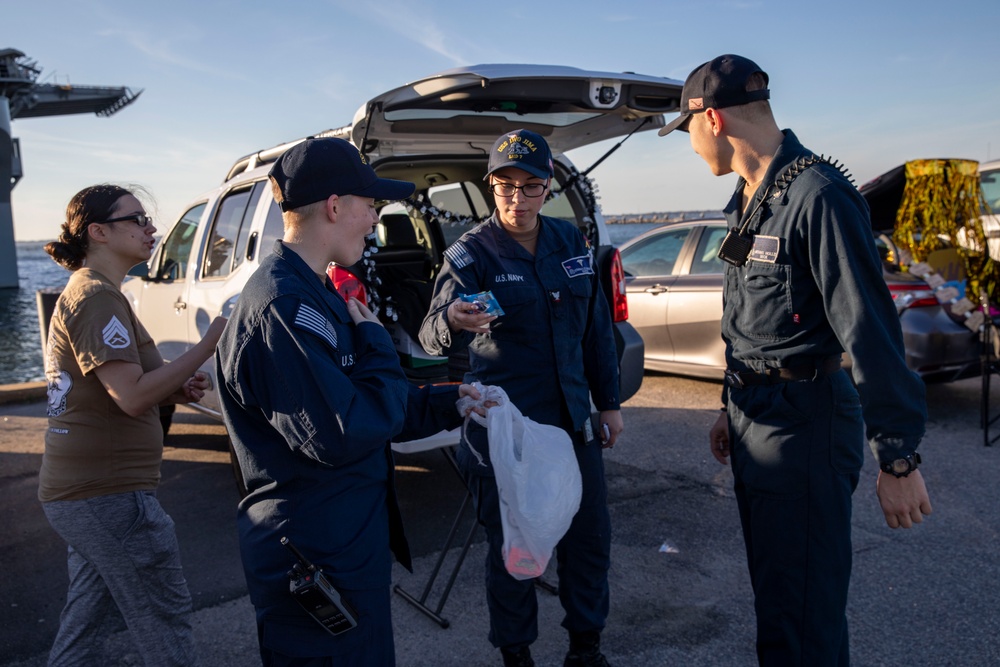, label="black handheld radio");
[281,536,359,636]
